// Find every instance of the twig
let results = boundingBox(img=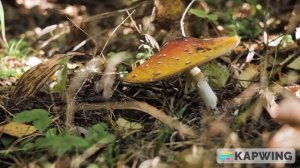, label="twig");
[66,16,99,58]
[78,101,196,137]
[280,48,300,67]
[180,0,196,37]
[100,10,135,59]
[0,104,14,117]
[125,9,142,34]
[71,142,104,167]
[260,0,270,90]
